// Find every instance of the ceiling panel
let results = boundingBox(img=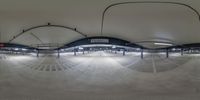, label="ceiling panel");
[0,0,200,48]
